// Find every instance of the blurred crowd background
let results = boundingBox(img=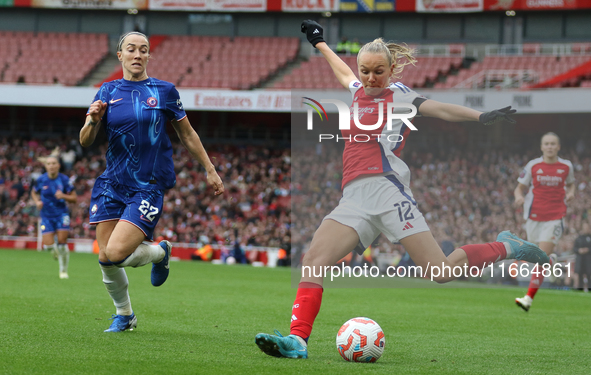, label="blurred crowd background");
[2,132,589,267]
[291,138,591,267]
[0,137,291,252]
